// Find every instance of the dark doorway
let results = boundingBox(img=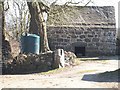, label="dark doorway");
[75,47,85,57]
